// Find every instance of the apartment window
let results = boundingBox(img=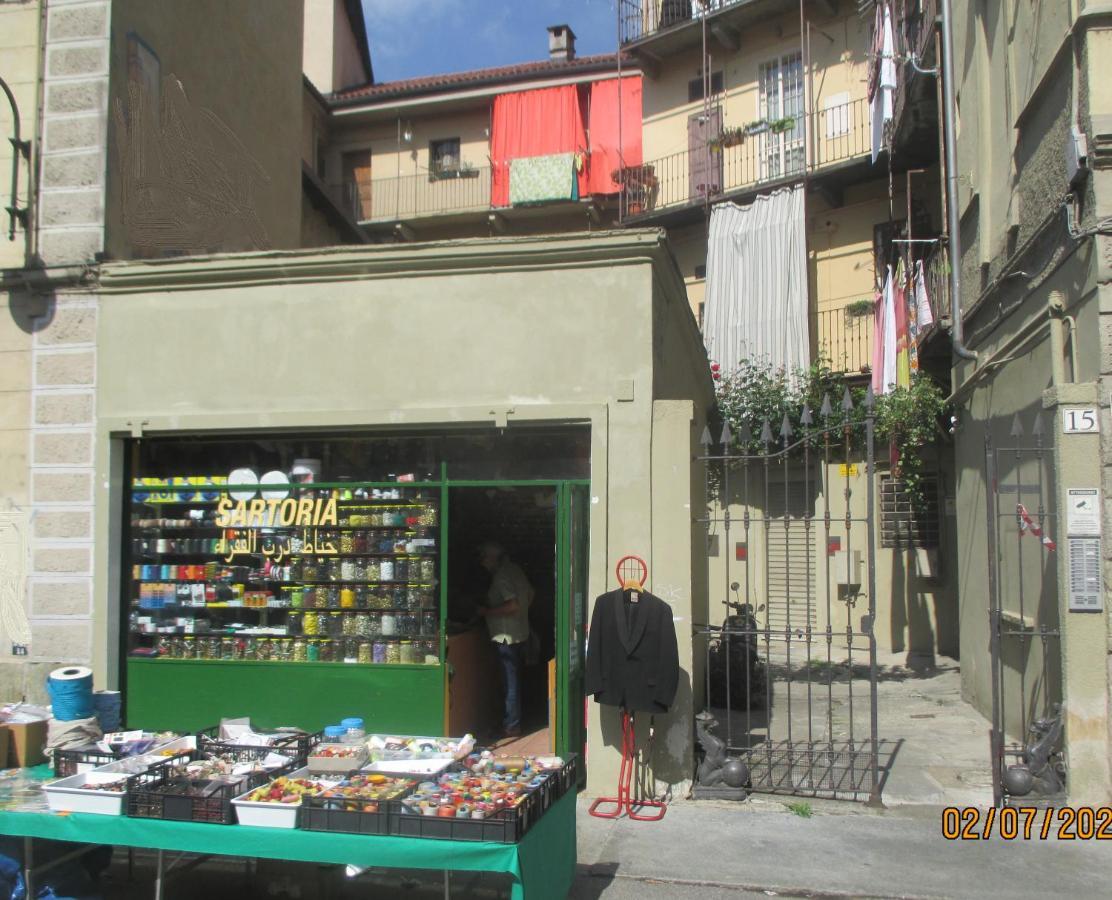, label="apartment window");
[688,70,724,103]
[880,476,940,549]
[758,53,804,180]
[429,138,461,178]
